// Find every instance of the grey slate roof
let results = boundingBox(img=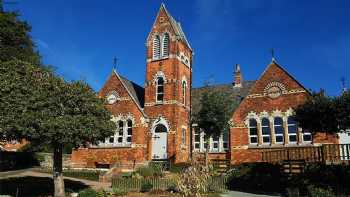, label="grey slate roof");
[120,76,145,108]
[191,81,256,116]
